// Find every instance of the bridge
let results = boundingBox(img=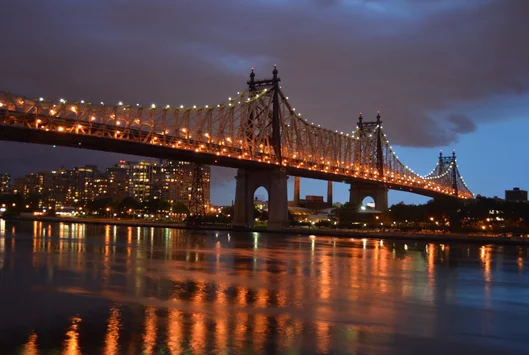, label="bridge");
[0,66,473,229]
